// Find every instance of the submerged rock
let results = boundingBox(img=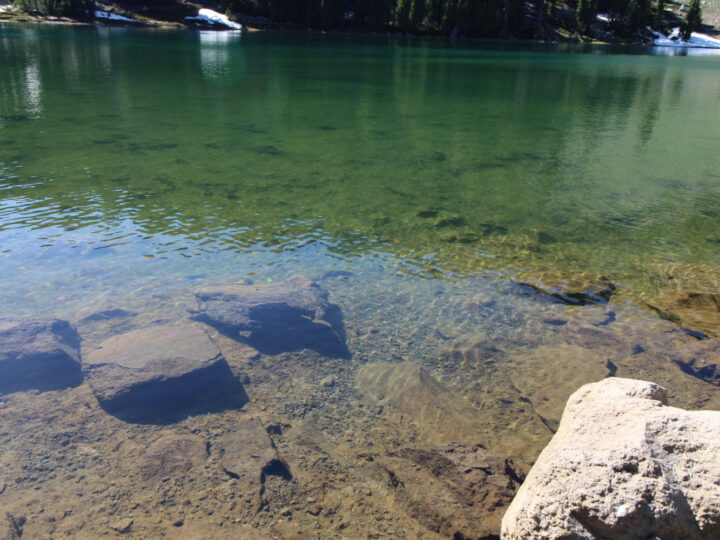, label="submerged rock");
[78,308,137,324]
[193,276,348,358]
[84,324,247,423]
[1,513,23,540]
[0,318,82,394]
[141,434,208,480]
[109,518,133,534]
[382,442,523,539]
[220,418,291,509]
[501,378,720,539]
[648,289,720,339]
[514,271,615,305]
[645,262,720,292]
[355,361,482,444]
